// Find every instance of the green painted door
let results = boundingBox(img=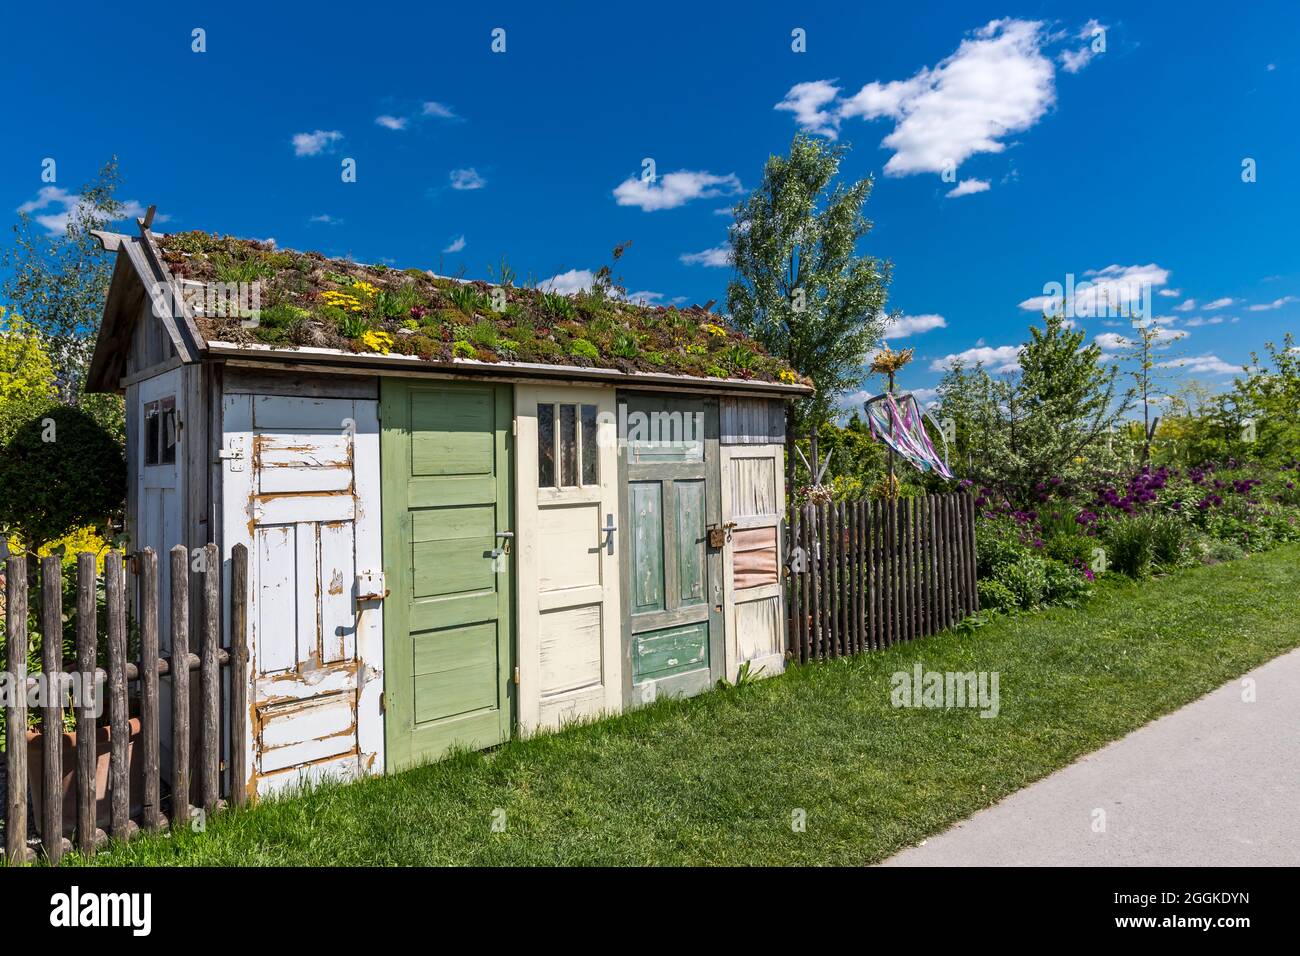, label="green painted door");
[619,394,723,704]
[381,380,513,770]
